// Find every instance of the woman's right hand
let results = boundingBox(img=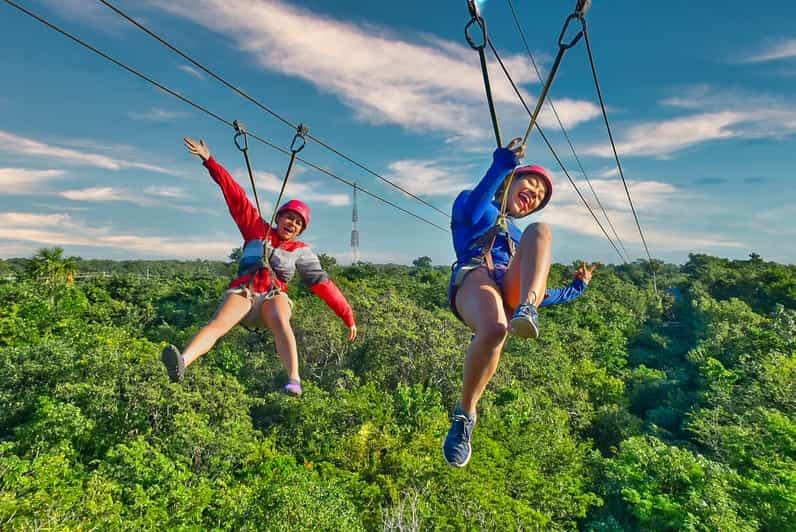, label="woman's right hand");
[184,137,210,162]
